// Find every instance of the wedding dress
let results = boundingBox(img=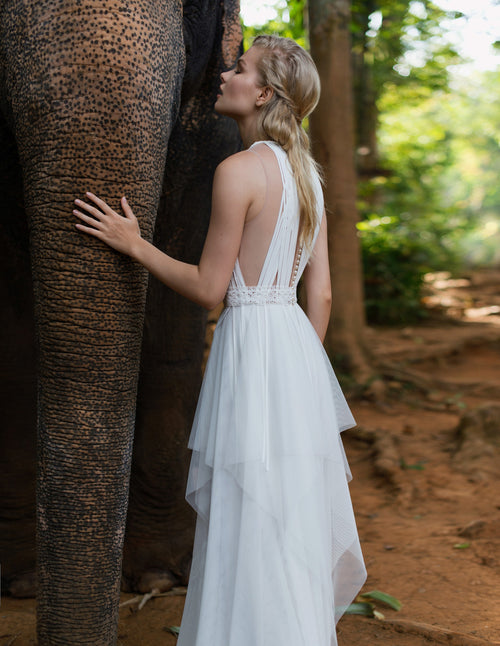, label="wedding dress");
[177,140,366,646]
